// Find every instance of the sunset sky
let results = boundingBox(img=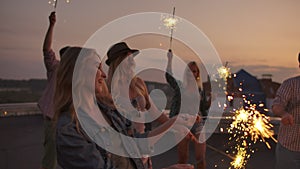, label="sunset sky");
[1,0,299,83]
